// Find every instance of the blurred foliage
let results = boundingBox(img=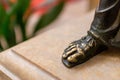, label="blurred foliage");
[0,0,65,52]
